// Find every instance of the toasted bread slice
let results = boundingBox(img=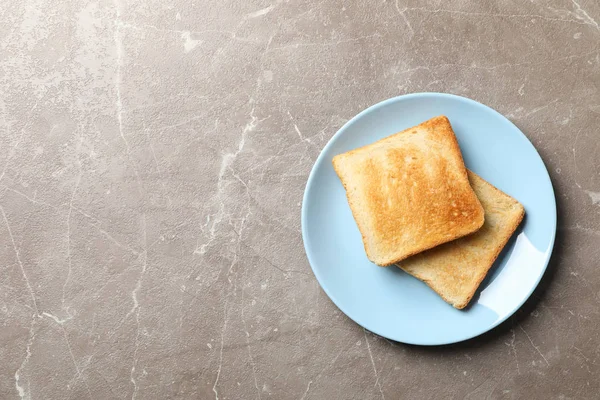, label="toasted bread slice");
[397,171,525,309]
[332,116,485,266]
